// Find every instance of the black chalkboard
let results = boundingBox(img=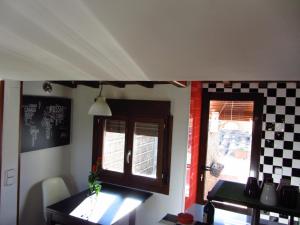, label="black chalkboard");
[21,96,71,152]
